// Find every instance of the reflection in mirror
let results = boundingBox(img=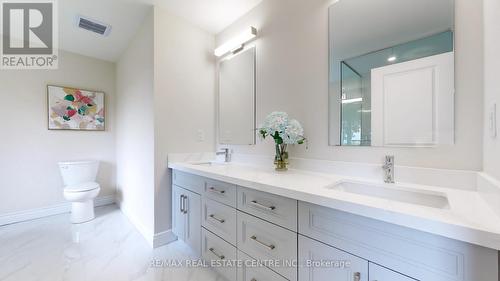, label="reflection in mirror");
[218,47,256,145]
[341,62,366,146]
[329,0,455,147]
